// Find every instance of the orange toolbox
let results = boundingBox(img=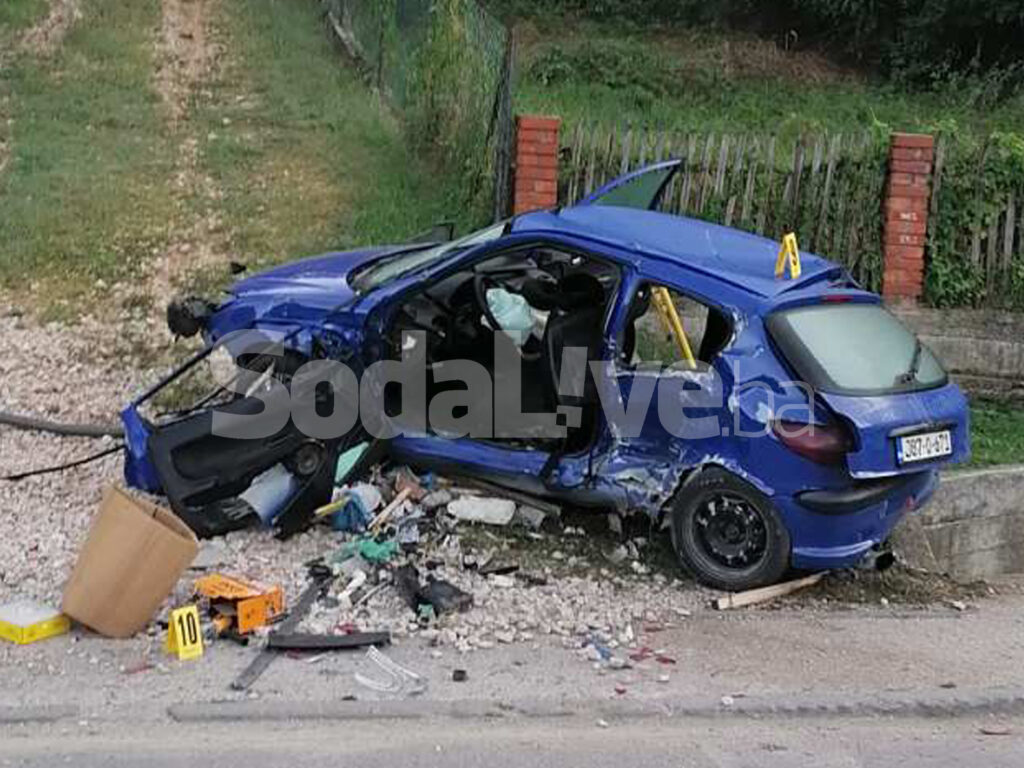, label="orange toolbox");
[194,573,284,635]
